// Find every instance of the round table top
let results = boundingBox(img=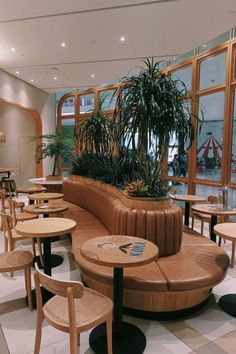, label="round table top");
[191,204,236,216]
[171,194,206,203]
[29,178,66,185]
[28,192,64,201]
[23,203,68,215]
[15,217,76,238]
[16,186,47,193]
[80,235,158,268]
[214,223,236,241]
[0,168,14,174]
